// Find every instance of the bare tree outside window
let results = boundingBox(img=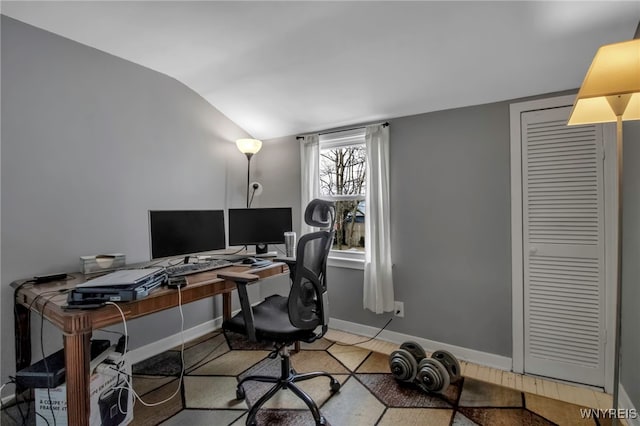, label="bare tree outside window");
[319,145,366,251]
